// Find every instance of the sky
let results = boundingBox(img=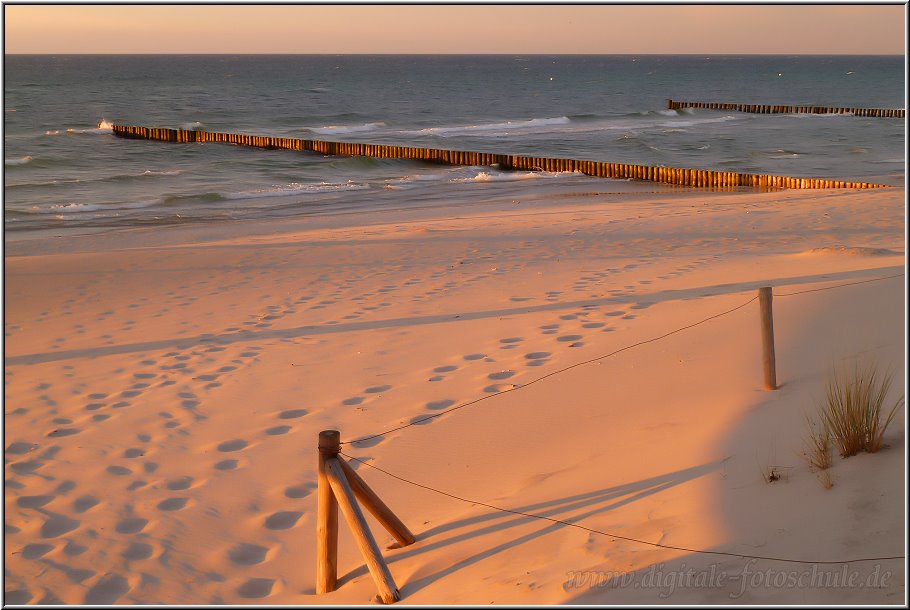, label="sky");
[3,4,907,55]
